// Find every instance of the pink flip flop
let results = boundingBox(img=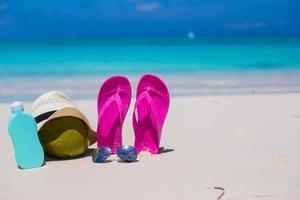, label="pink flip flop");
[97,76,131,153]
[133,74,170,154]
